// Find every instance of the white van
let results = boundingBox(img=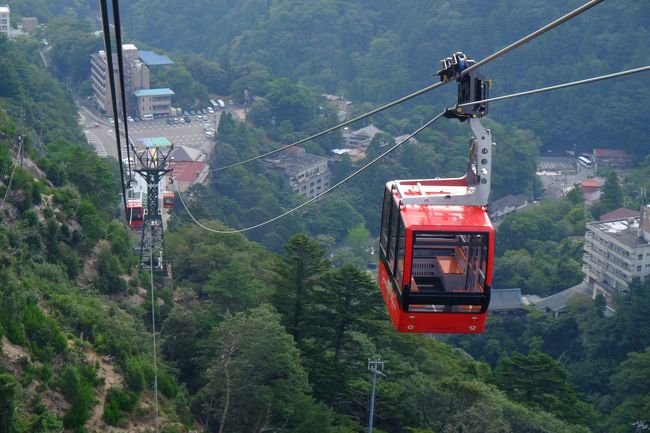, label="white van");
[141,114,154,121]
[216,99,226,109]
